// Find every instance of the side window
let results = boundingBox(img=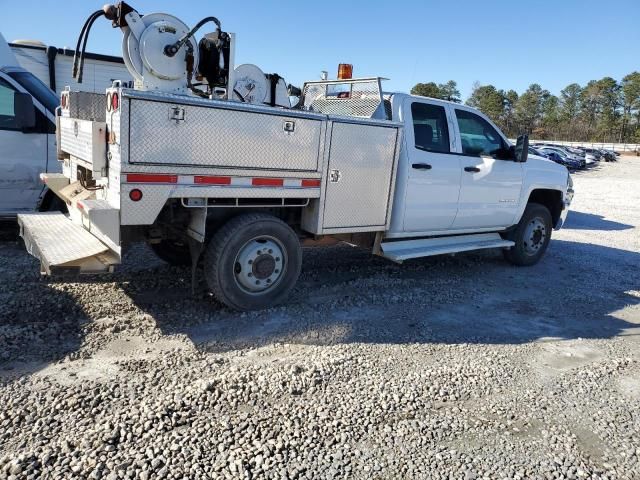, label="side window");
[0,79,19,131]
[0,78,51,134]
[411,102,450,154]
[455,109,506,157]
